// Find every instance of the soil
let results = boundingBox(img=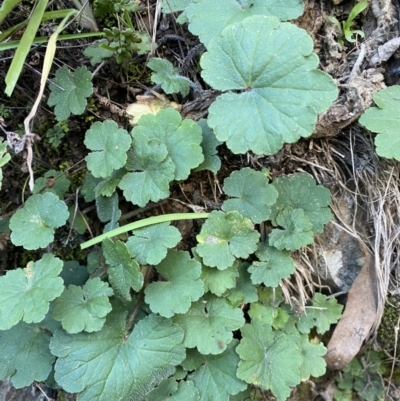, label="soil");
[1,0,400,400]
